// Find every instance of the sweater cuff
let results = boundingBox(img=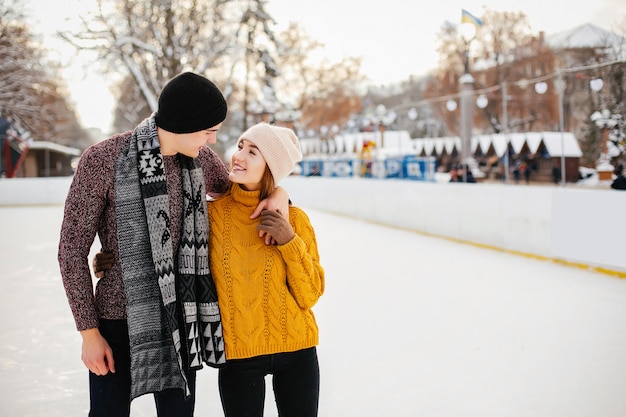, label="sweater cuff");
[277,234,306,259]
